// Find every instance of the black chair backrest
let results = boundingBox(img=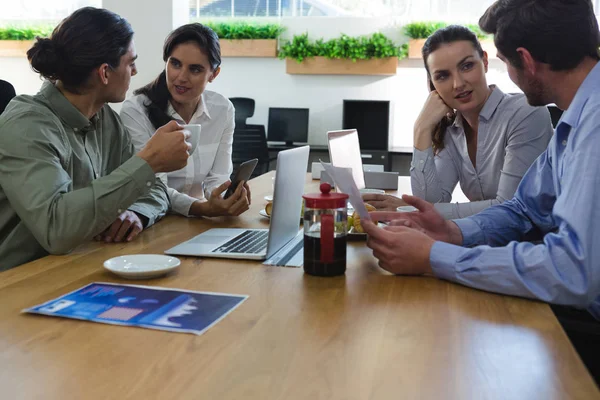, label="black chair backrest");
[232,127,270,178]
[547,105,563,128]
[230,97,255,129]
[0,80,16,115]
